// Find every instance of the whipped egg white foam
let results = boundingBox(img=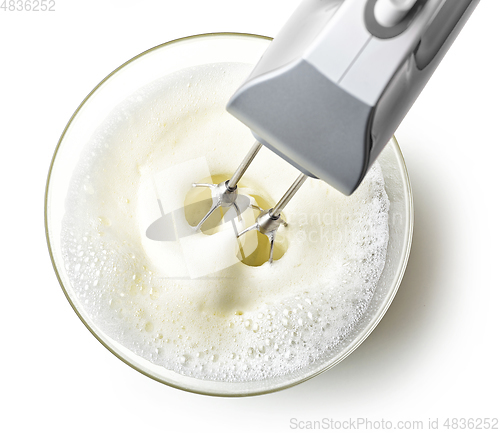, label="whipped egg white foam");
[61,62,390,381]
